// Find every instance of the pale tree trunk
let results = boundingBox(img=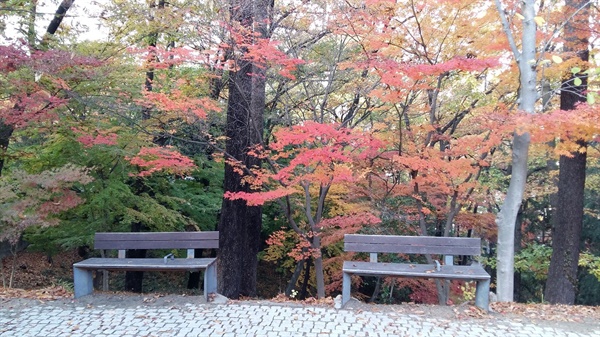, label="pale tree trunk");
[545,0,590,305]
[494,0,537,302]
